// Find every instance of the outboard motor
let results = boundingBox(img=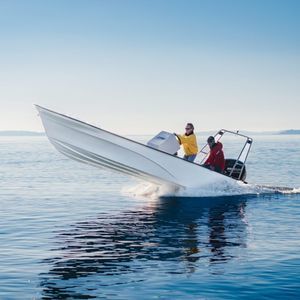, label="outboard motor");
[224,159,247,181]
